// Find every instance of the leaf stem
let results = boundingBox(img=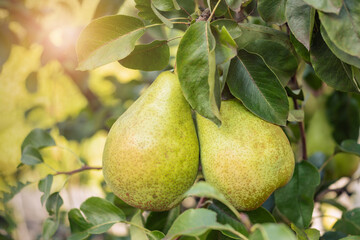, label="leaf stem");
[167,36,182,42]
[54,165,102,176]
[195,197,207,208]
[171,22,189,25]
[290,76,307,160]
[145,23,165,29]
[208,0,222,22]
[318,154,335,172]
